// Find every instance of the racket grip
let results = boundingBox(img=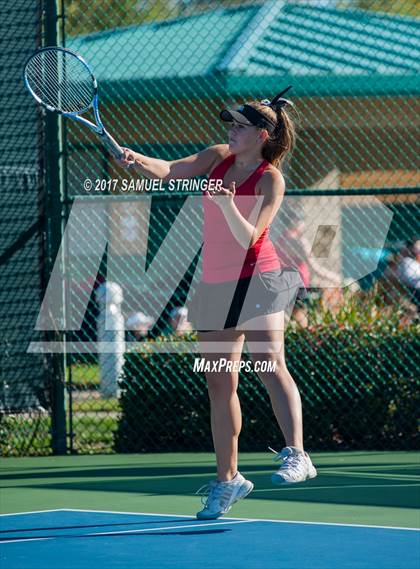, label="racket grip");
[99,129,125,159]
